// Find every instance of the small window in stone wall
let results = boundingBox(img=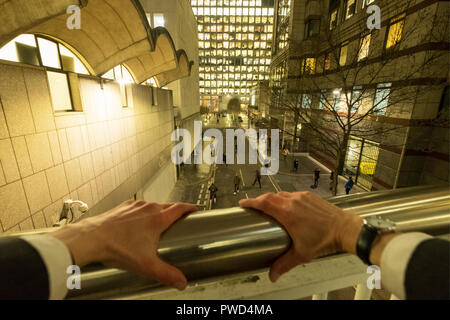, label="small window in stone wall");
[102,65,134,108]
[0,34,40,66]
[305,19,321,39]
[152,87,159,106]
[339,42,349,67]
[385,14,406,50]
[344,0,357,20]
[0,34,91,112]
[47,71,72,111]
[373,83,392,115]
